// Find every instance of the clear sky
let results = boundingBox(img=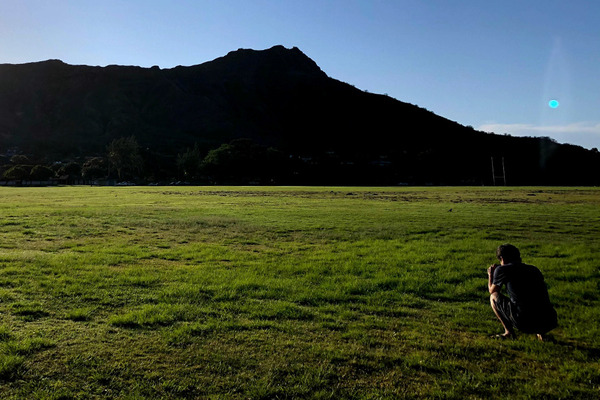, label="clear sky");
[1,0,599,149]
